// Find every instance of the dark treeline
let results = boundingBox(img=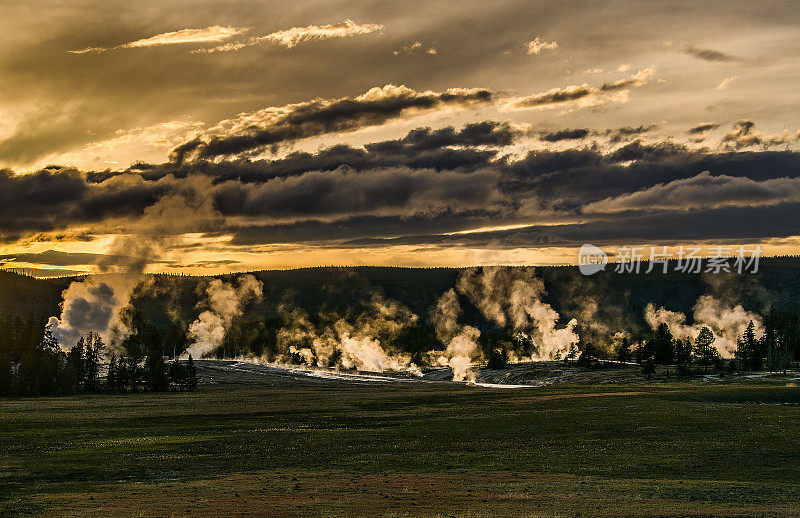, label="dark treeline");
[6,257,800,335]
[0,316,197,397]
[3,260,800,393]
